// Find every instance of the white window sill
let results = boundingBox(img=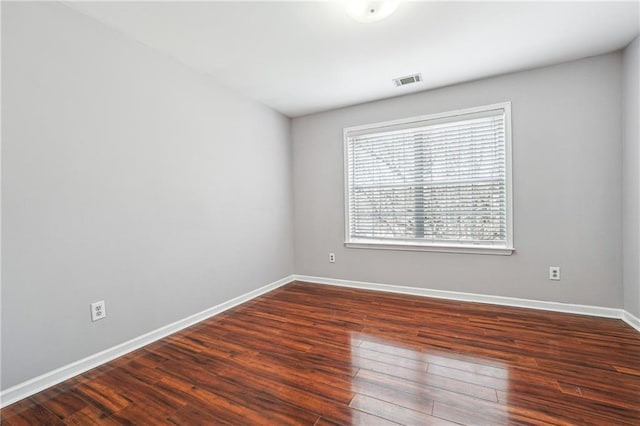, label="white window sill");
[345,241,515,256]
